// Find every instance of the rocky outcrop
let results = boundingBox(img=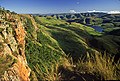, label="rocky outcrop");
[0,9,31,81]
[14,21,26,58]
[0,55,30,81]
